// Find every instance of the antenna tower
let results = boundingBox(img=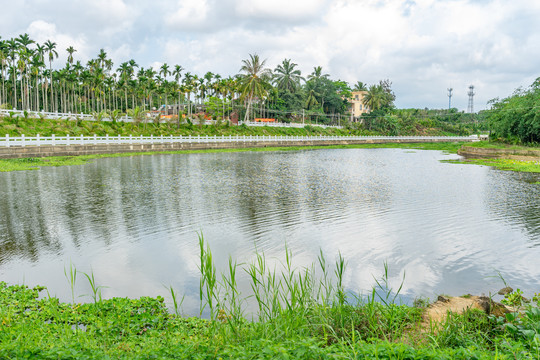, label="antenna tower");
[467,85,475,113]
[447,88,453,110]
